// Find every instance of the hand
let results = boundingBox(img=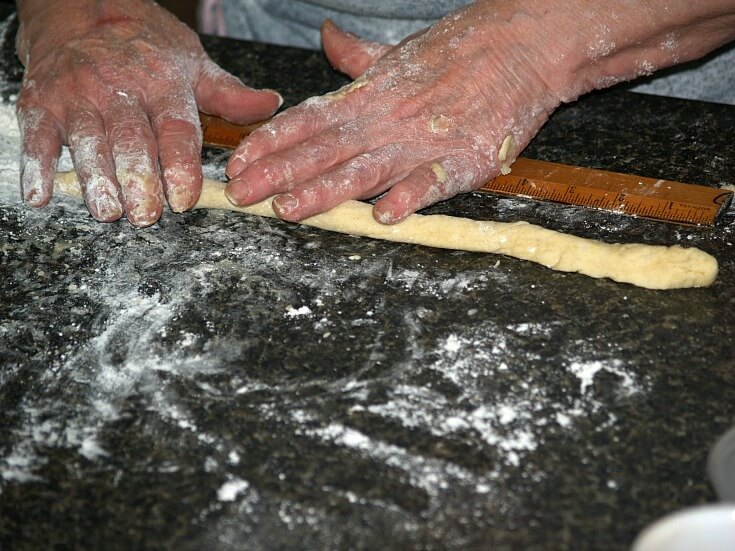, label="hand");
[225,0,735,225]
[225,5,565,224]
[16,0,282,227]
